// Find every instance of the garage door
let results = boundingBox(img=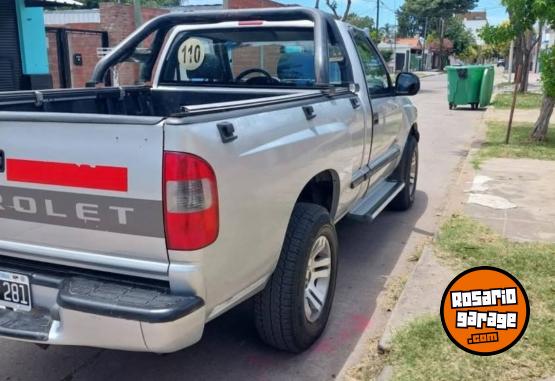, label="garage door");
[0,0,23,91]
